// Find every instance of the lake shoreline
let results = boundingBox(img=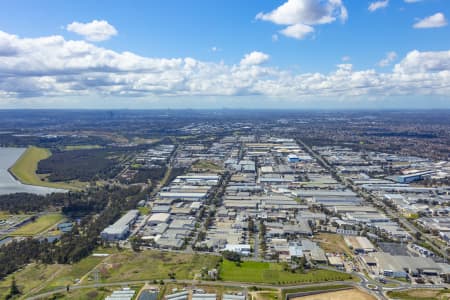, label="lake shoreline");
[0,147,66,195]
